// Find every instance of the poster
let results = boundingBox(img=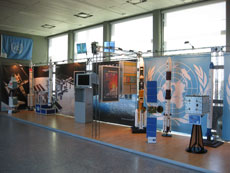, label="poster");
[144,54,211,134]
[100,66,119,102]
[120,61,137,95]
